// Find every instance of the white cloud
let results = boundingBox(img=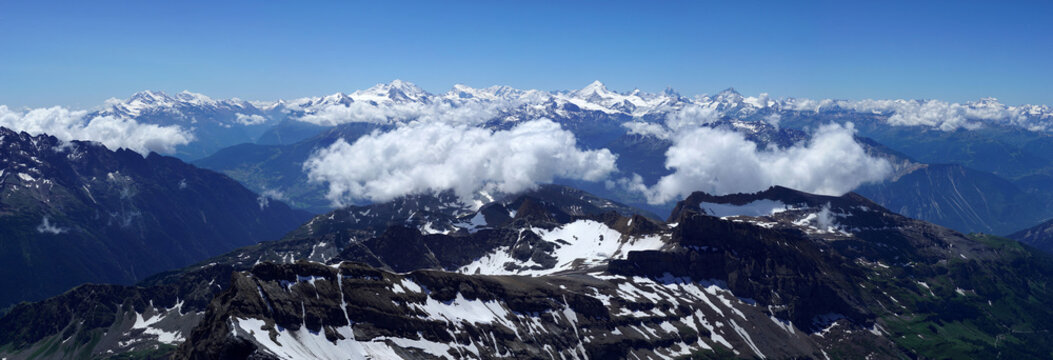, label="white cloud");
[763,112,781,129]
[0,105,193,154]
[234,113,268,125]
[304,119,617,206]
[815,204,839,231]
[257,188,286,209]
[36,216,67,234]
[791,97,1052,132]
[623,103,723,139]
[621,121,673,139]
[840,99,992,131]
[296,101,505,127]
[629,122,892,204]
[782,98,836,112]
[664,103,722,132]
